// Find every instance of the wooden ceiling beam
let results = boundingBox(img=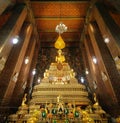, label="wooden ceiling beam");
[35,17,85,20]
